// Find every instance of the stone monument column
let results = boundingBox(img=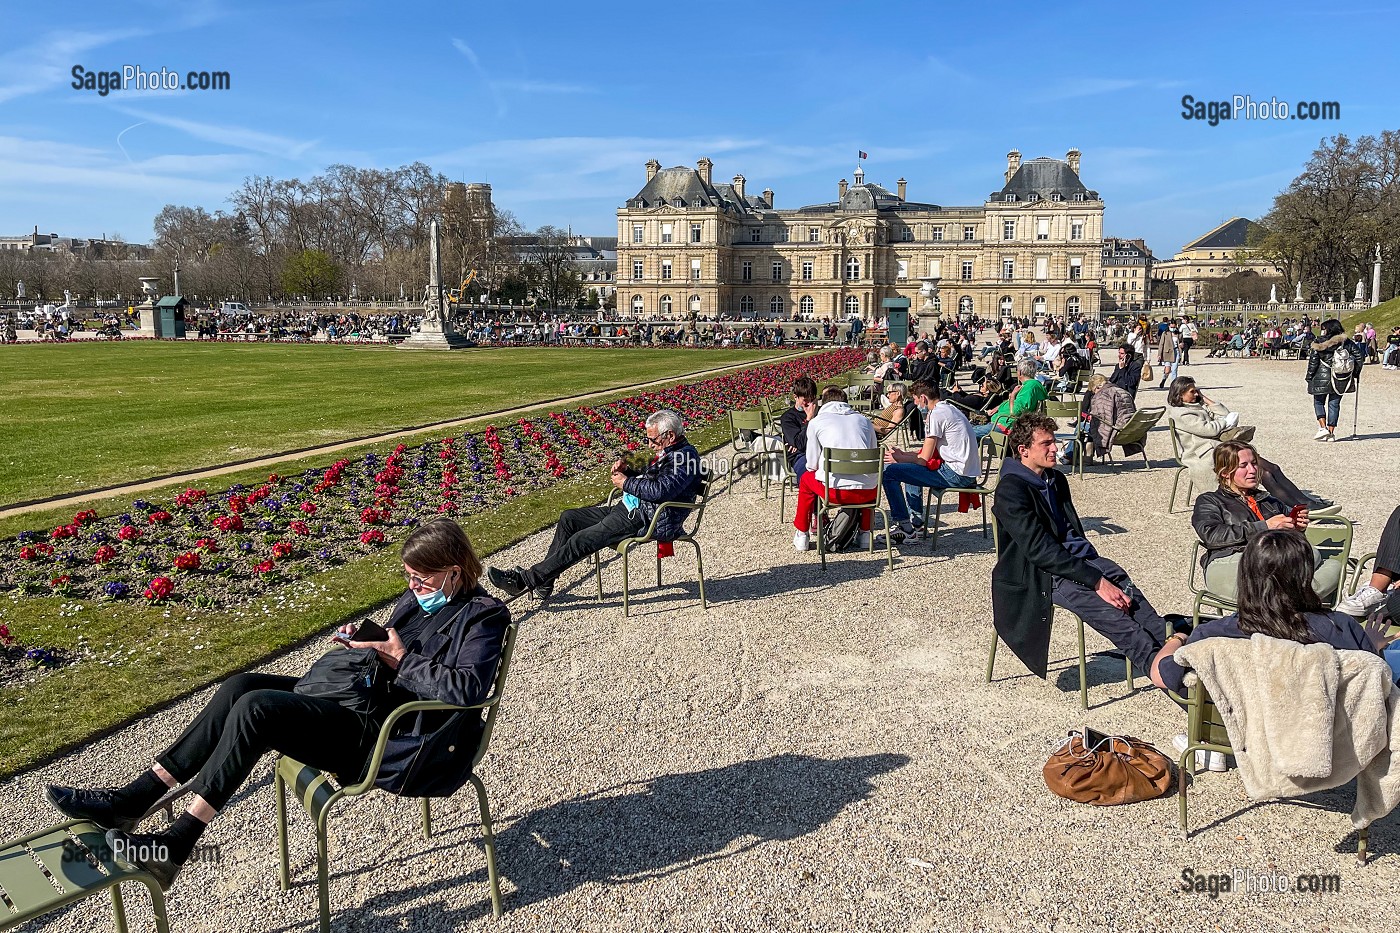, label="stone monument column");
[398,220,470,349]
[136,276,159,337]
